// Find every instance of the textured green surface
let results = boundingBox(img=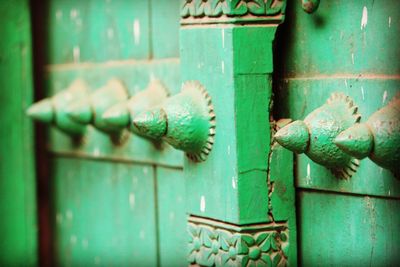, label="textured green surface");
[181,26,276,224]
[0,0,37,265]
[274,0,400,265]
[45,61,183,168]
[38,0,186,266]
[298,191,400,265]
[51,158,158,266]
[156,167,187,267]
